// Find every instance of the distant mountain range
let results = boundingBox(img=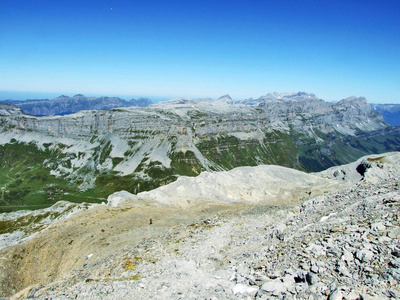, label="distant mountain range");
[0,93,398,126]
[371,104,400,126]
[0,92,399,211]
[2,94,152,116]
